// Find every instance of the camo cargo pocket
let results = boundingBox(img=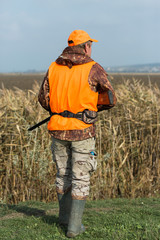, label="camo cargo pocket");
[88,151,97,172]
